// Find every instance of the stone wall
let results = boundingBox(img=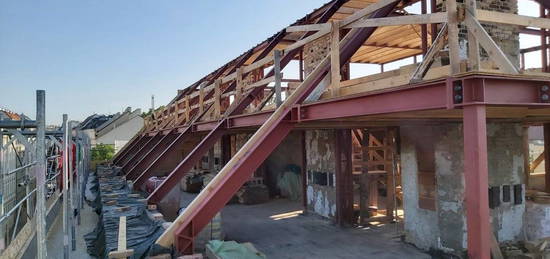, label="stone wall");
[436,0,520,67]
[305,130,337,218]
[401,122,525,255]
